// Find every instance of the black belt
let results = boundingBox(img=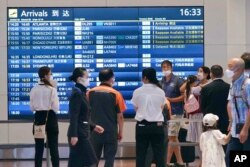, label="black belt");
[137,120,163,126]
